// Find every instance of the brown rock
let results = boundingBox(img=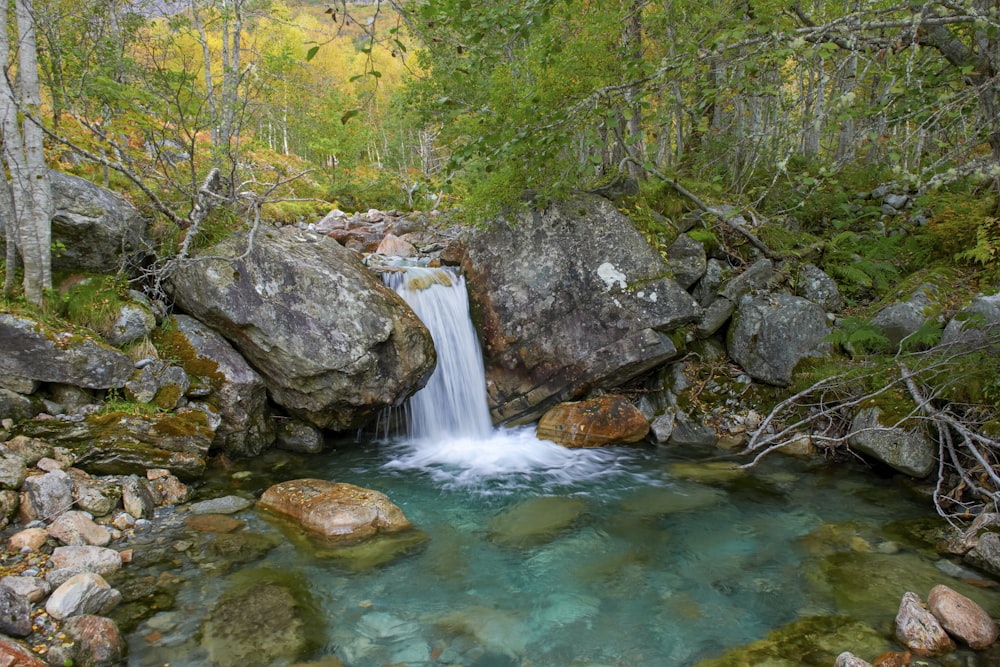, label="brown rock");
[536,395,649,447]
[835,652,873,667]
[375,233,416,257]
[896,591,956,656]
[257,479,411,543]
[60,615,127,666]
[6,528,48,552]
[185,514,246,534]
[47,511,111,547]
[0,638,47,666]
[928,584,1000,649]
